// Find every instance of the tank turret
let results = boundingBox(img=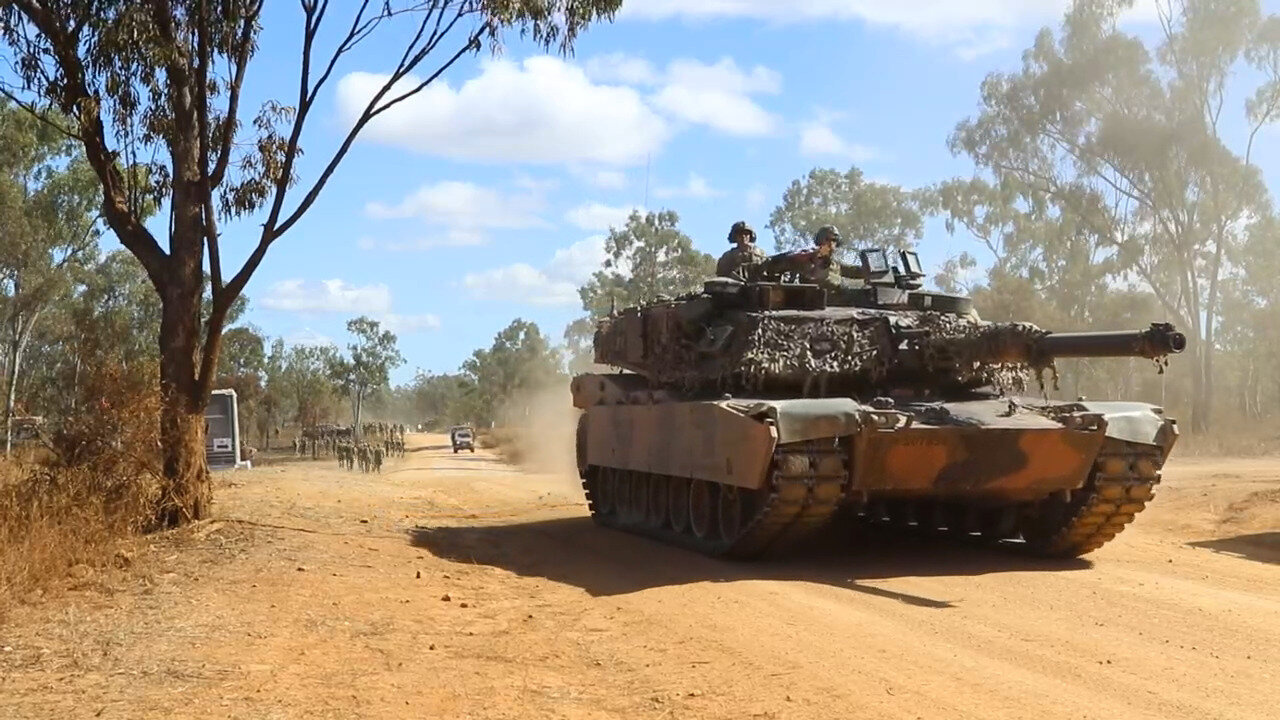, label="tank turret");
[591,248,1184,398]
[572,246,1185,561]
